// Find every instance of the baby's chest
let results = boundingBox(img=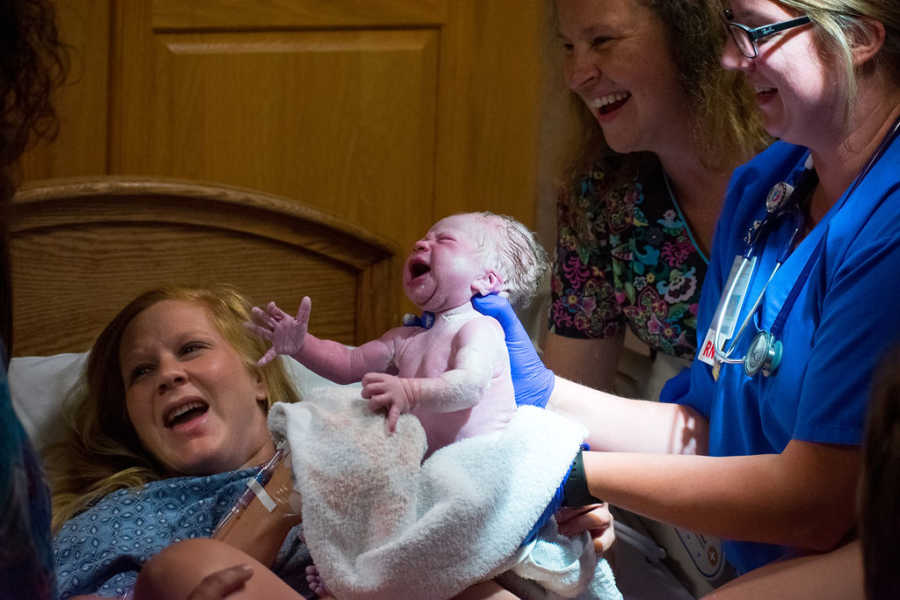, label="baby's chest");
[394,329,457,377]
